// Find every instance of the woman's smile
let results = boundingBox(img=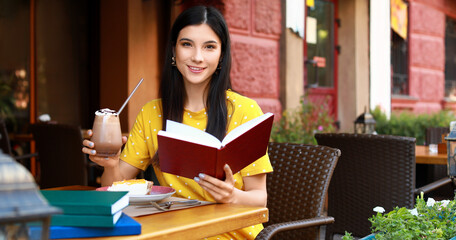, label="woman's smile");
[188,65,206,73]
